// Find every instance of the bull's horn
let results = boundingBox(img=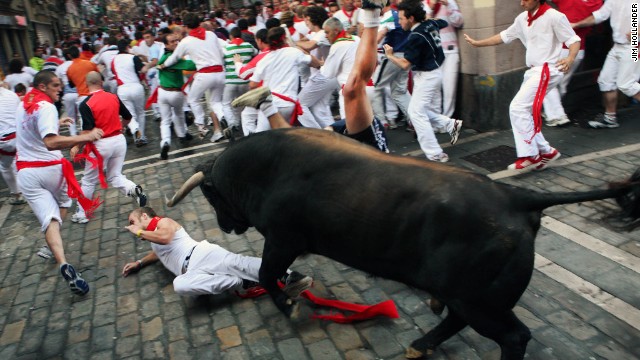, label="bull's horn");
[166,171,205,207]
